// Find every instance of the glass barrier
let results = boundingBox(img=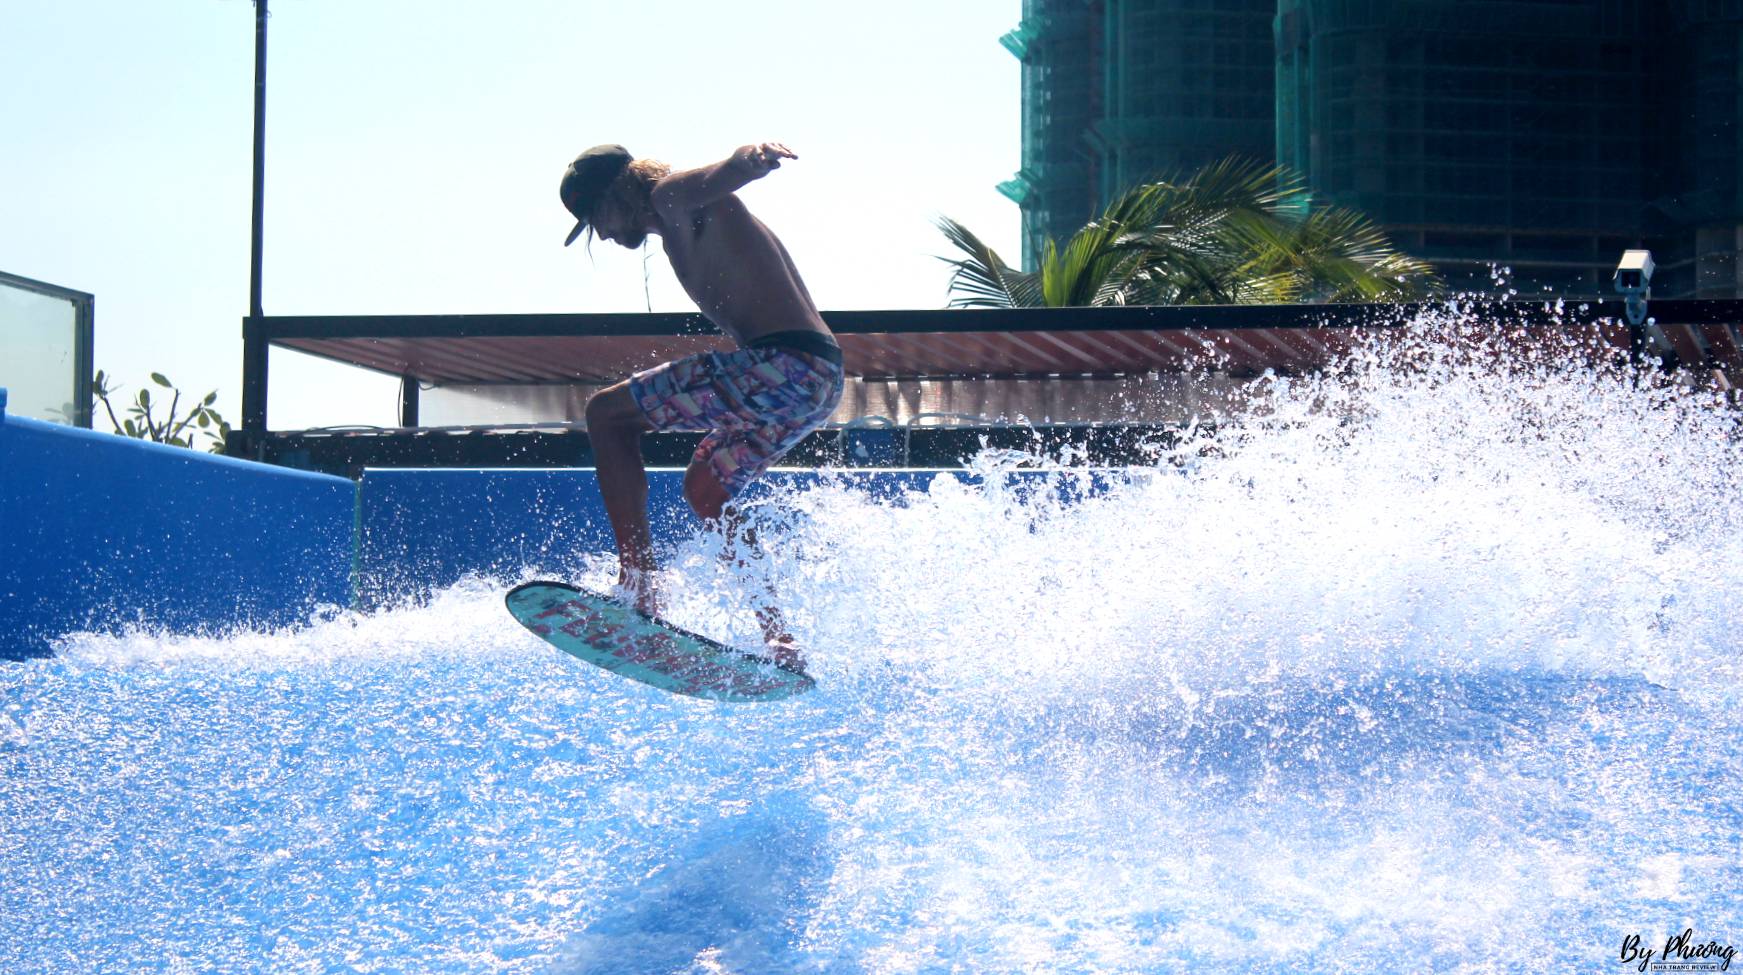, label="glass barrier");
[0,271,93,427]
